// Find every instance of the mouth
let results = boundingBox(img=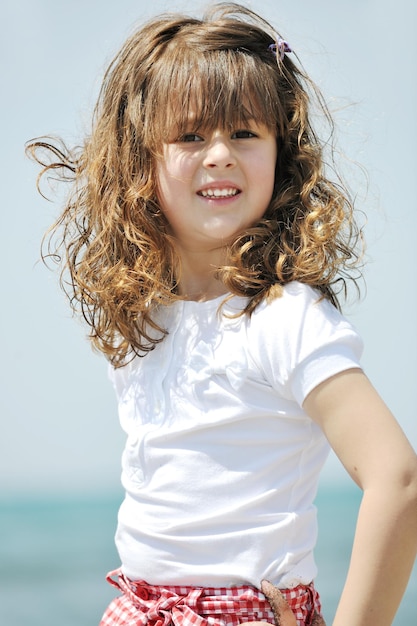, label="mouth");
[197,187,241,199]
